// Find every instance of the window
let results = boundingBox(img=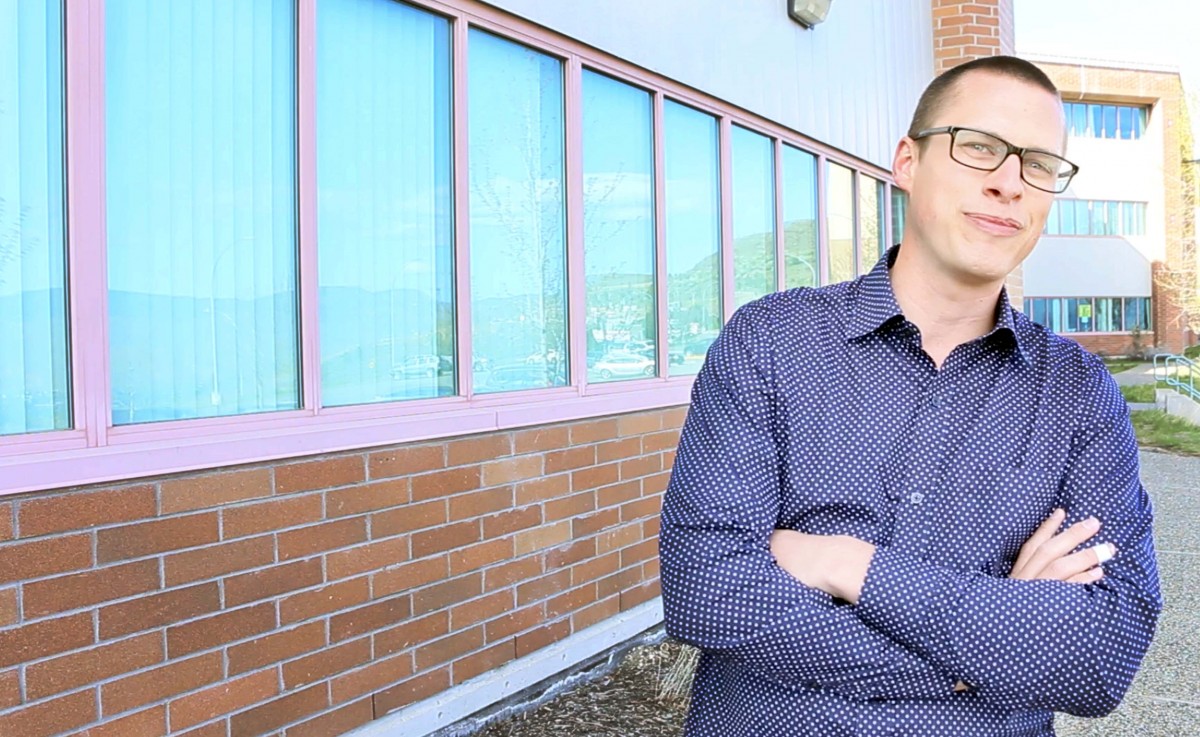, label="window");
[731,126,777,308]
[317,0,455,407]
[858,177,885,274]
[1064,102,1147,140]
[664,101,721,377]
[468,31,567,394]
[826,162,855,283]
[890,188,907,249]
[1044,200,1146,236]
[106,0,300,425]
[781,145,818,289]
[0,0,69,436]
[582,71,657,383]
[1026,297,1150,333]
